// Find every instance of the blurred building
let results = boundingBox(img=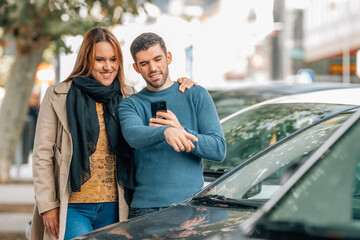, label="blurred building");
[302,0,360,83]
[192,0,274,87]
[251,0,360,84]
